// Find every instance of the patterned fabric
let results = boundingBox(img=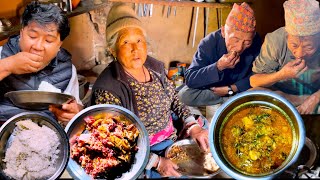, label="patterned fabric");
[95,85,175,146]
[225,2,256,33]
[94,89,122,106]
[128,71,172,135]
[148,117,174,146]
[93,70,192,144]
[284,0,320,36]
